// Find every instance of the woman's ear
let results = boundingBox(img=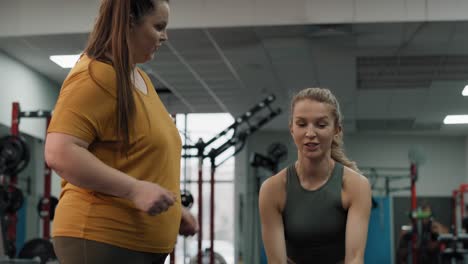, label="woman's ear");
[334,124,342,137]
